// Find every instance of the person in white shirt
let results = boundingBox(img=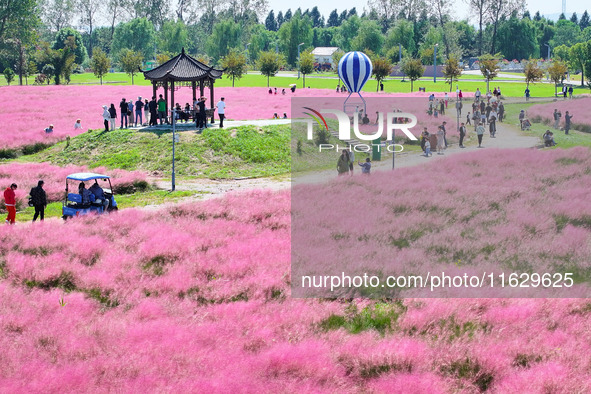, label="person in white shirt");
[216,97,226,128]
[74,119,82,129]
